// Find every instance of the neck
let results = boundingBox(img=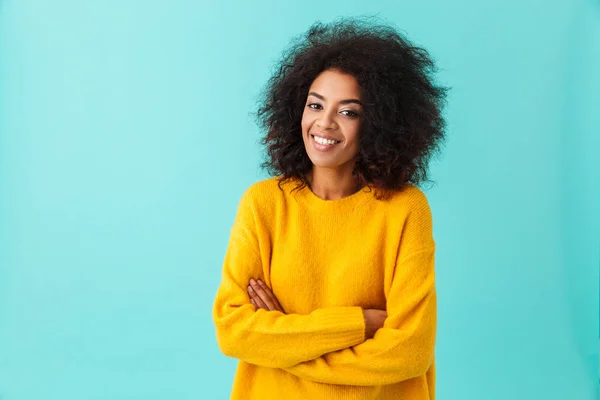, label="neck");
[307,166,361,200]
